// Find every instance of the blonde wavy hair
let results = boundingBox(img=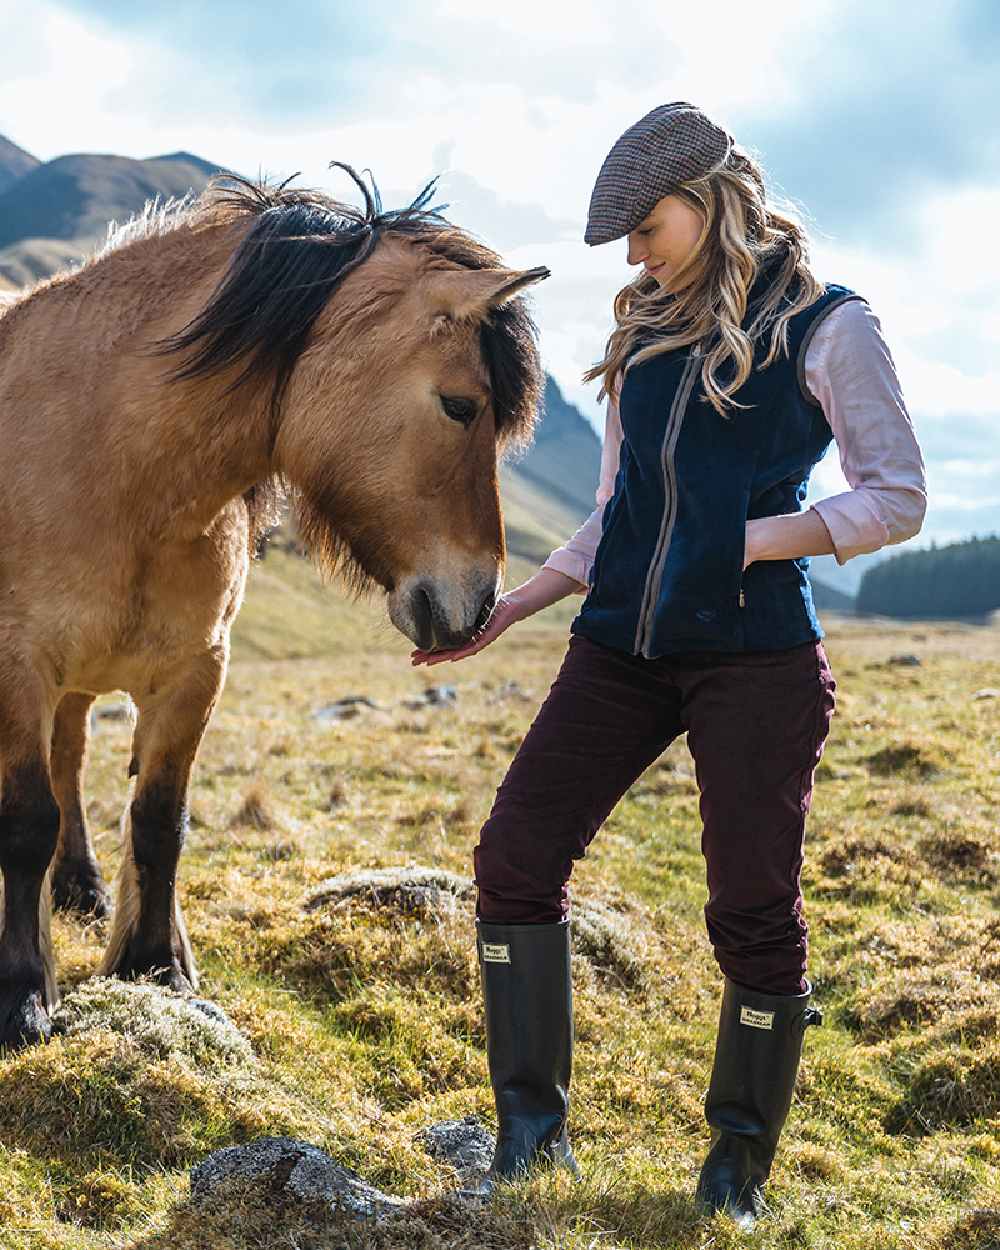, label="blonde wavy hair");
[584,147,824,416]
